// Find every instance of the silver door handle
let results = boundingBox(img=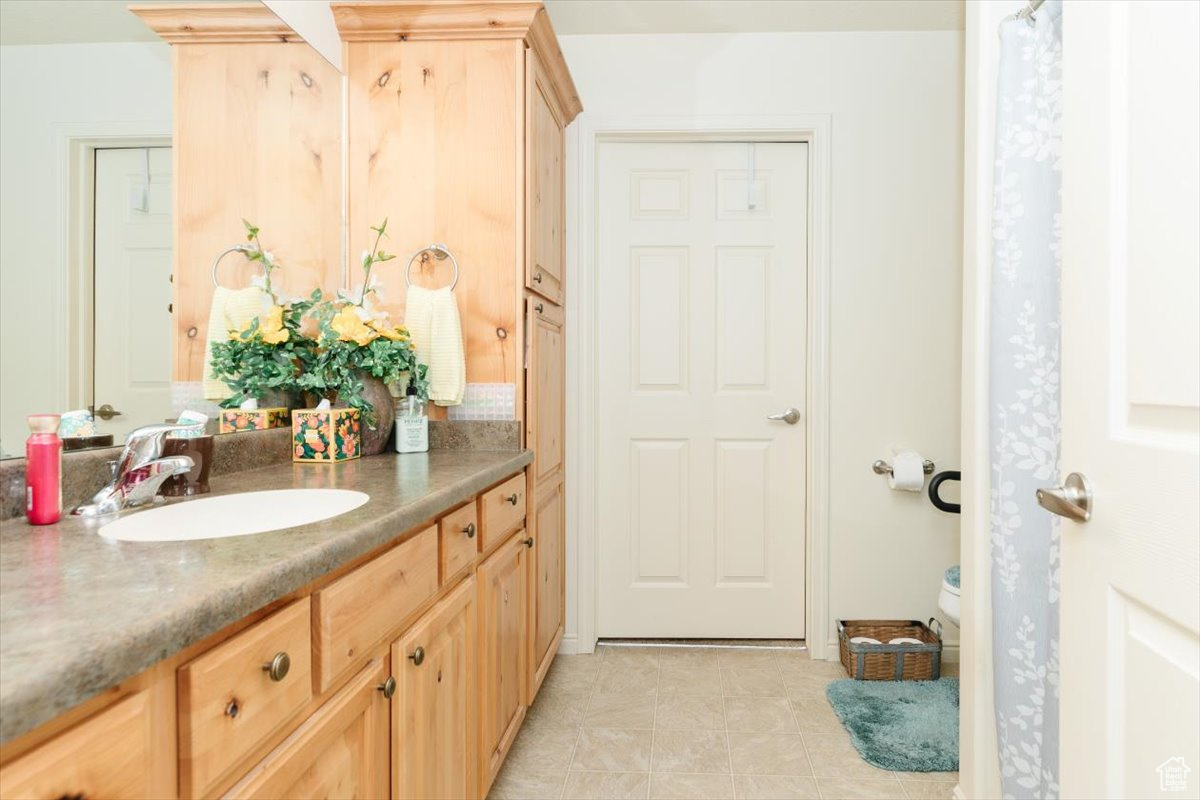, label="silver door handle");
[1036,472,1093,523]
[767,407,802,425]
